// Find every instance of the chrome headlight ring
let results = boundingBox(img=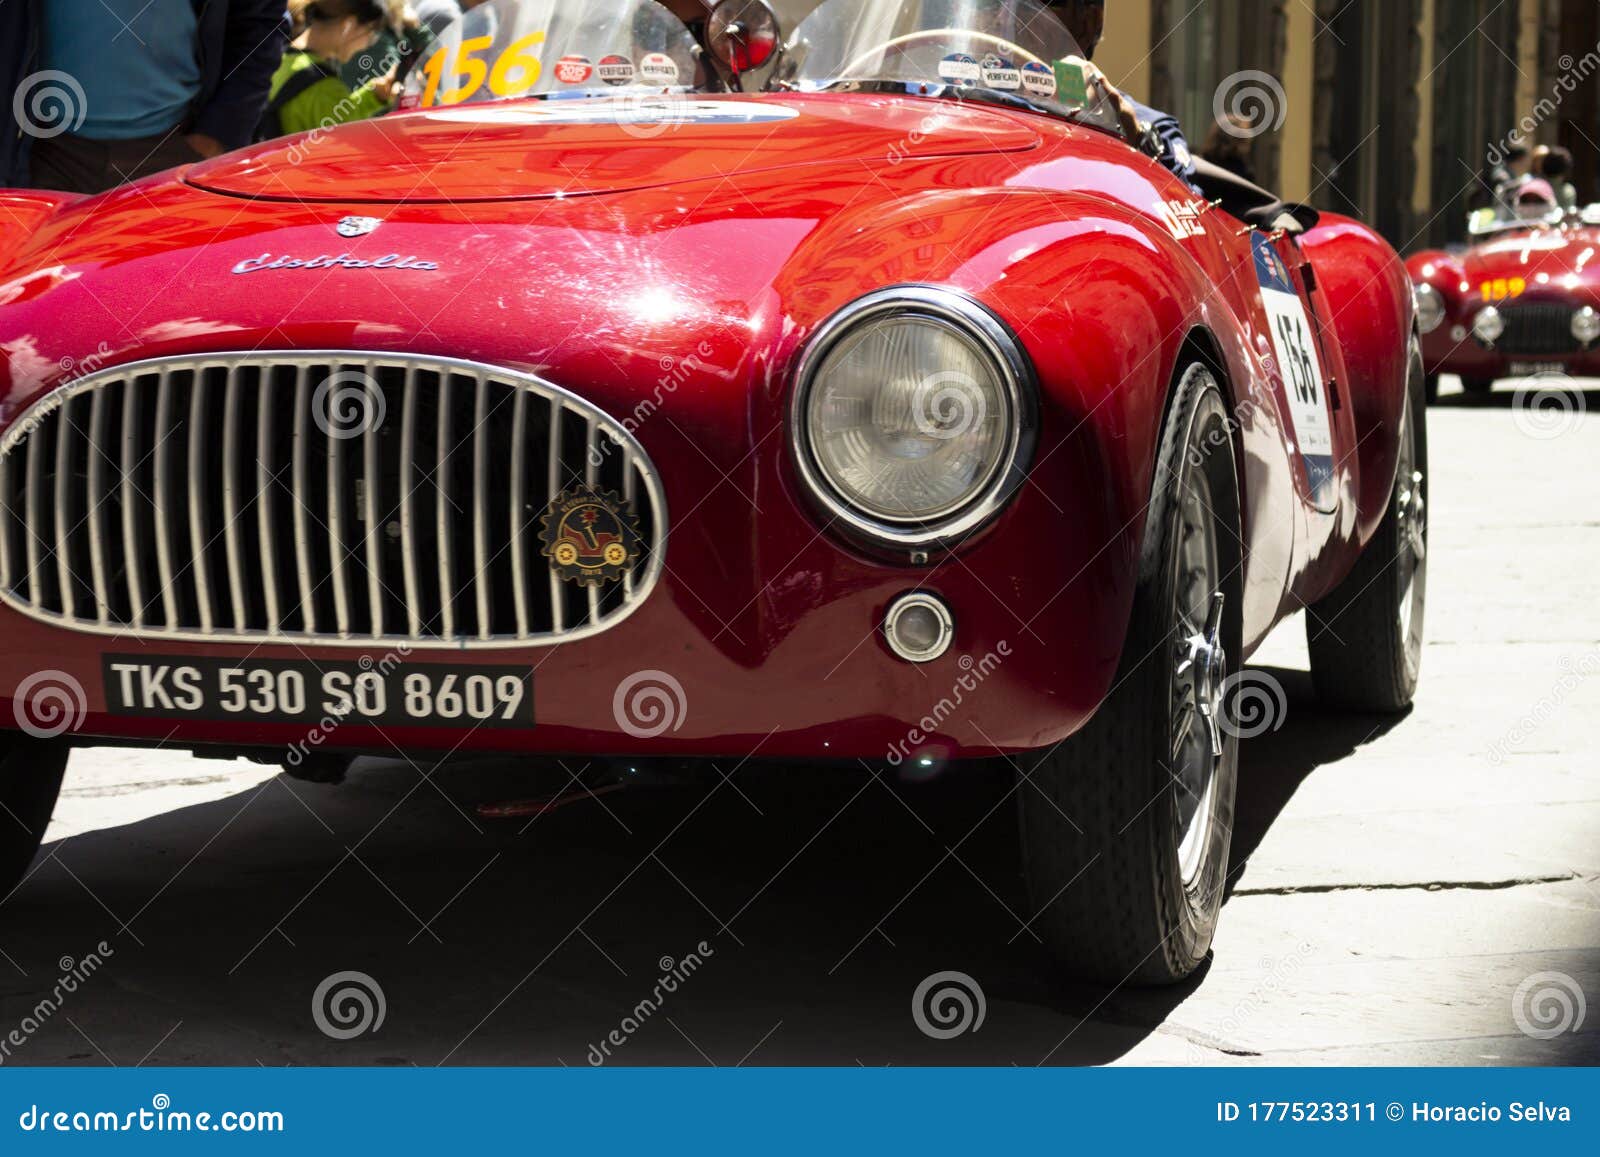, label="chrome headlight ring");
[1413,282,1446,335]
[789,285,1038,552]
